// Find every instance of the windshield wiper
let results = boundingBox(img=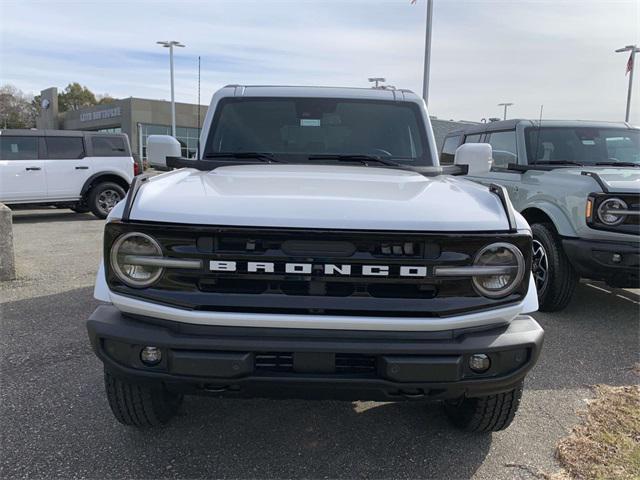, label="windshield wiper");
[204,152,283,163]
[532,160,584,166]
[307,154,405,168]
[594,161,640,167]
